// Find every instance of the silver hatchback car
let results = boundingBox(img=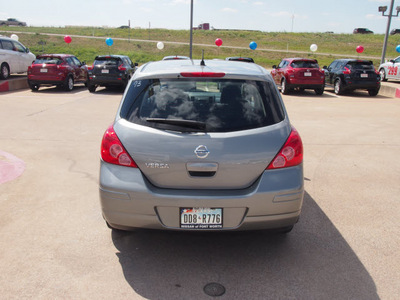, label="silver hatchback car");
[99,59,304,232]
